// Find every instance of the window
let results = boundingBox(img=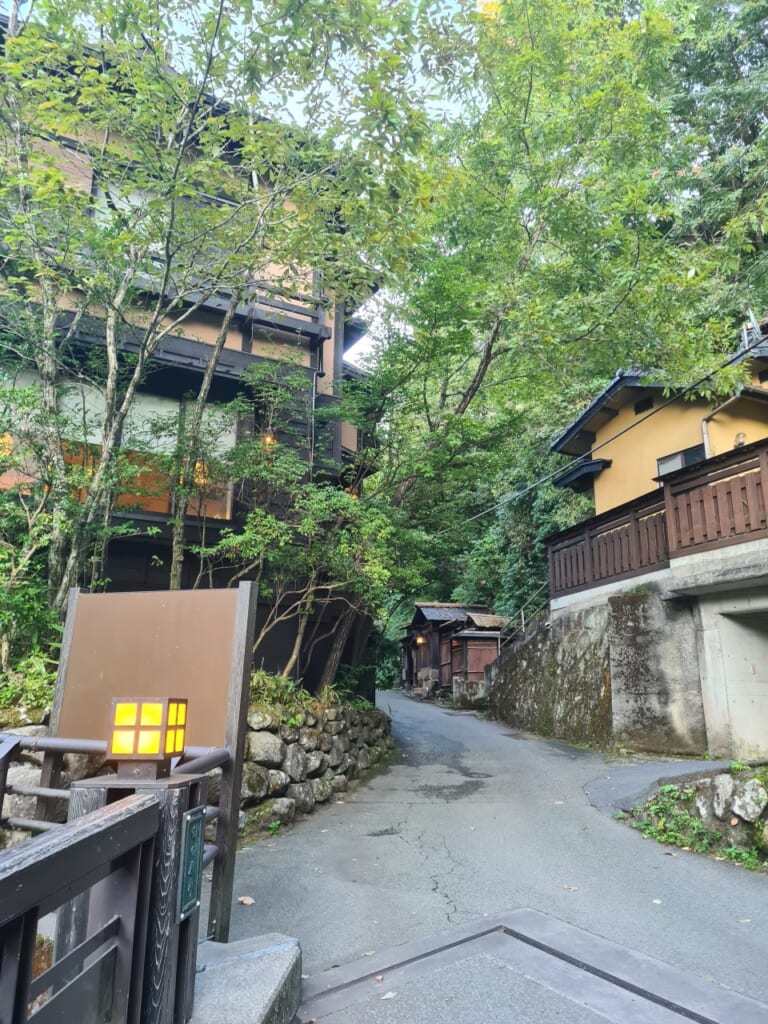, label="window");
[657,444,706,479]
